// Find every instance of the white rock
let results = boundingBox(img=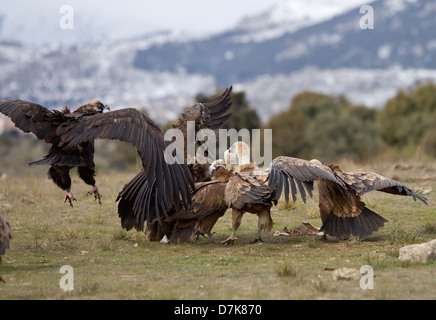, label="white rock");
[398,240,436,263]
